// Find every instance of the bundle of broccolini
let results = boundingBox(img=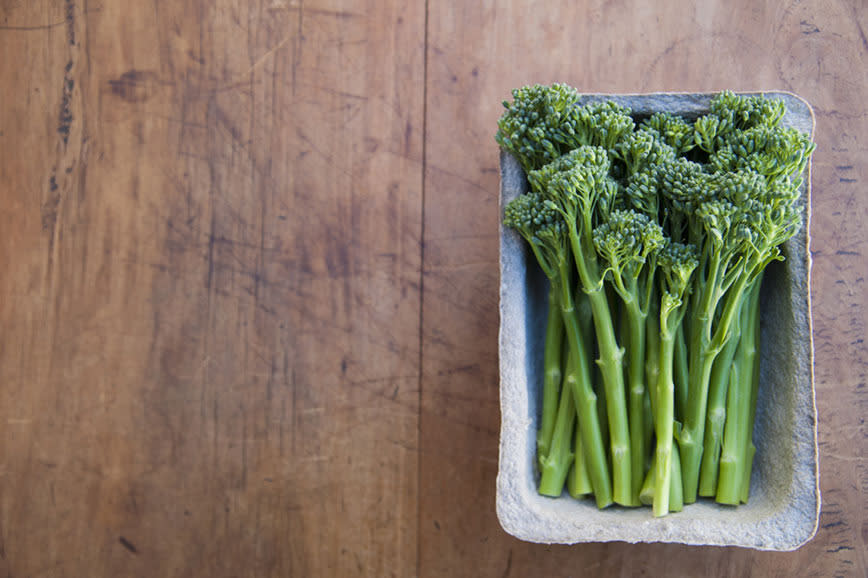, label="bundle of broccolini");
[498,85,814,516]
